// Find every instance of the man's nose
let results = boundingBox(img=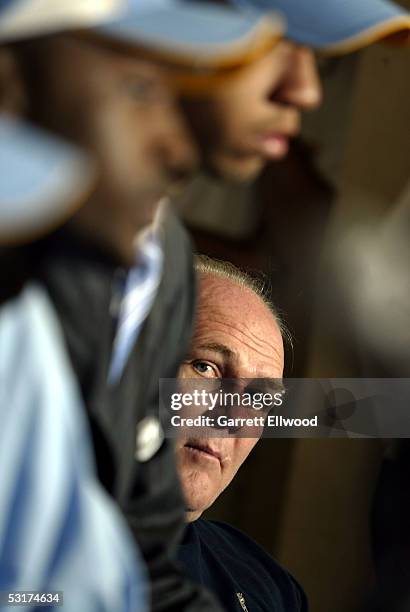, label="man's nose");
[279,47,322,110]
